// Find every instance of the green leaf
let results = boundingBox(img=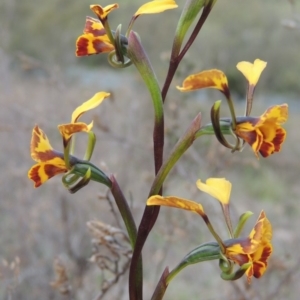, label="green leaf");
[167,242,221,284]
